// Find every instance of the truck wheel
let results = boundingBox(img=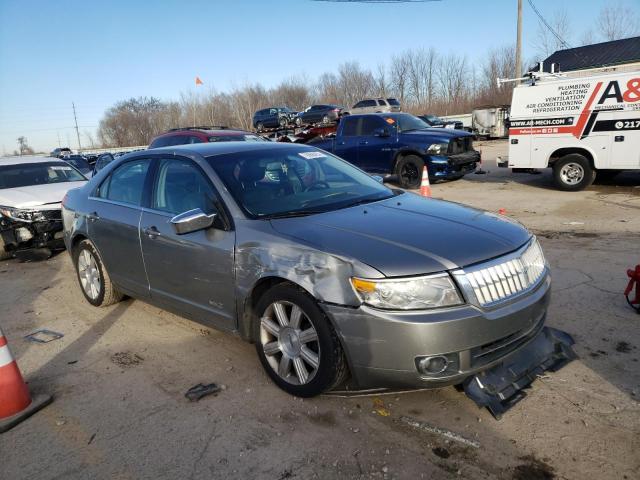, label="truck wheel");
[553,154,595,191]
[254,283,348,397]
[256,122,264,132]
[395,155,425,189]
[0,236,12,261]
[74,239,123,307]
